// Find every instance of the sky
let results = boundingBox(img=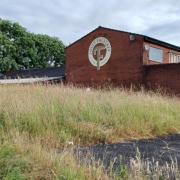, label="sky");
[1,0,180,46]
